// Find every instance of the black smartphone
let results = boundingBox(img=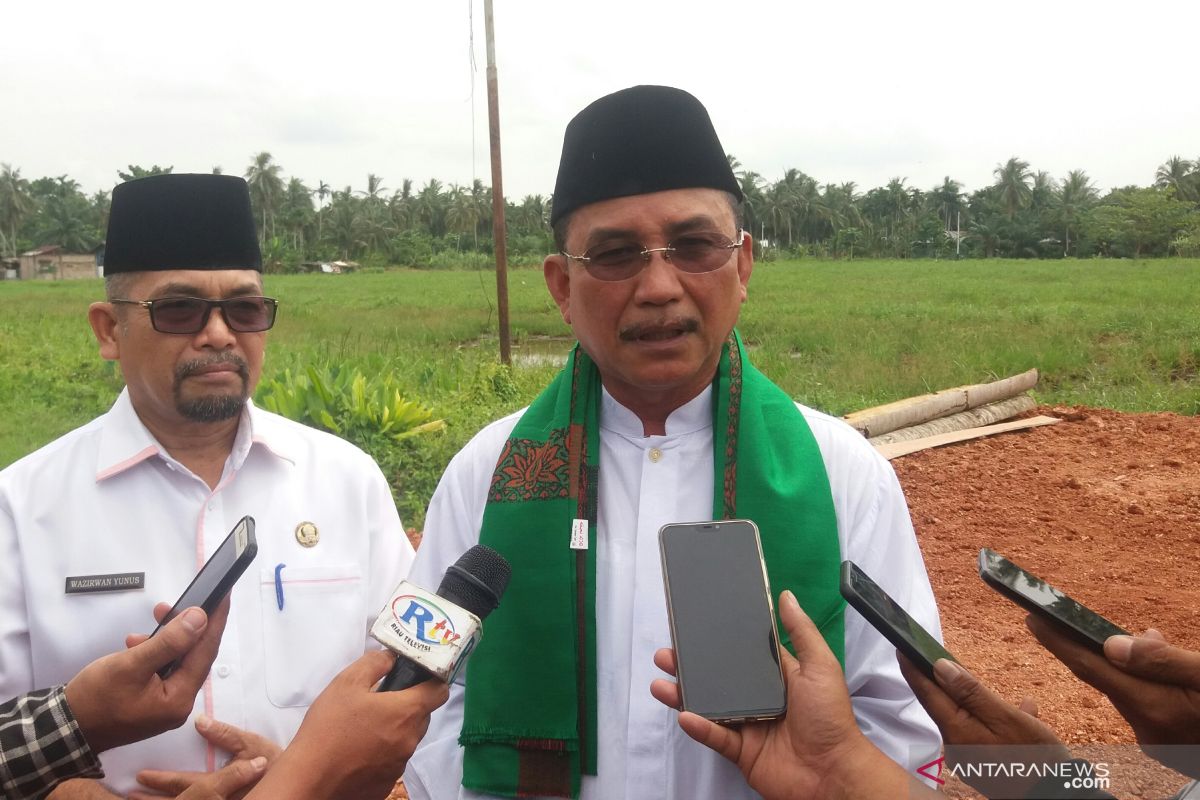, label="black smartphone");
[978,548,1128,652]
[839,560,956,679]
[152,515,258,677]
[659,519,786,723]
